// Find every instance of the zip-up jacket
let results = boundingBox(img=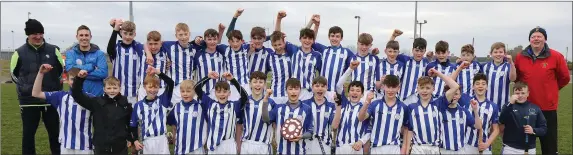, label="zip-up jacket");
[11,39,64,106]
[71,77,134,153]
[515,43,570,111]
[499,101,547,150]
[65,43,108,96]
